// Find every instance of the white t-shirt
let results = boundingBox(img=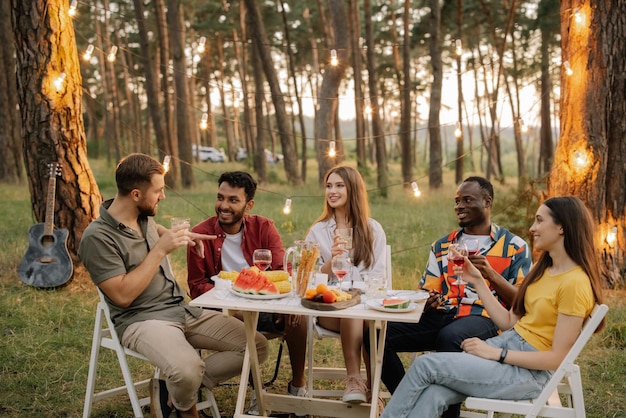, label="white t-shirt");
[221,230,249,272]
